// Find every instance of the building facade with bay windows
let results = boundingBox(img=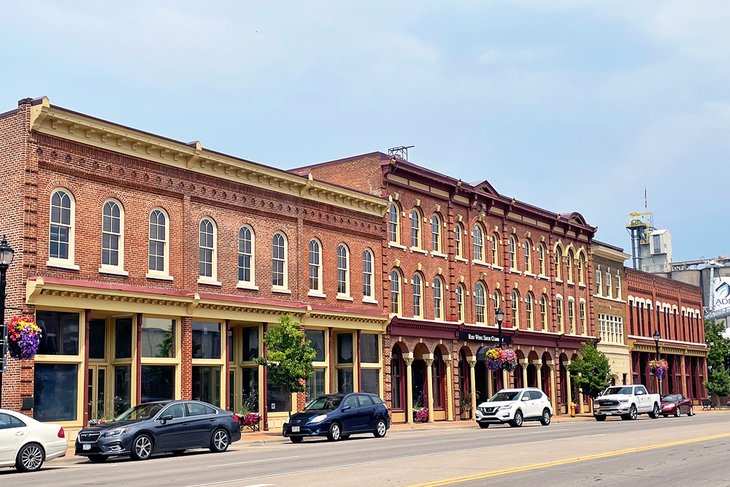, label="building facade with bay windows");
[0,97,389,435]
